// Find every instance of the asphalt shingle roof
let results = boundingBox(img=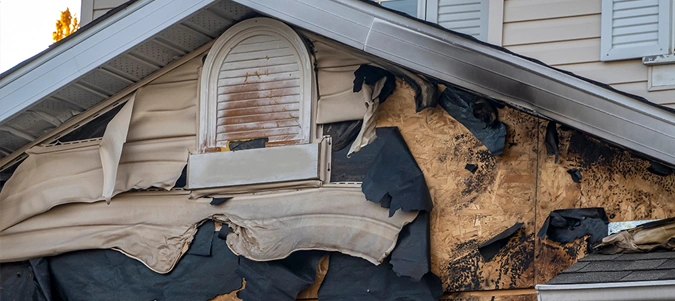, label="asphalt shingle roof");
[547,252,675,284]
